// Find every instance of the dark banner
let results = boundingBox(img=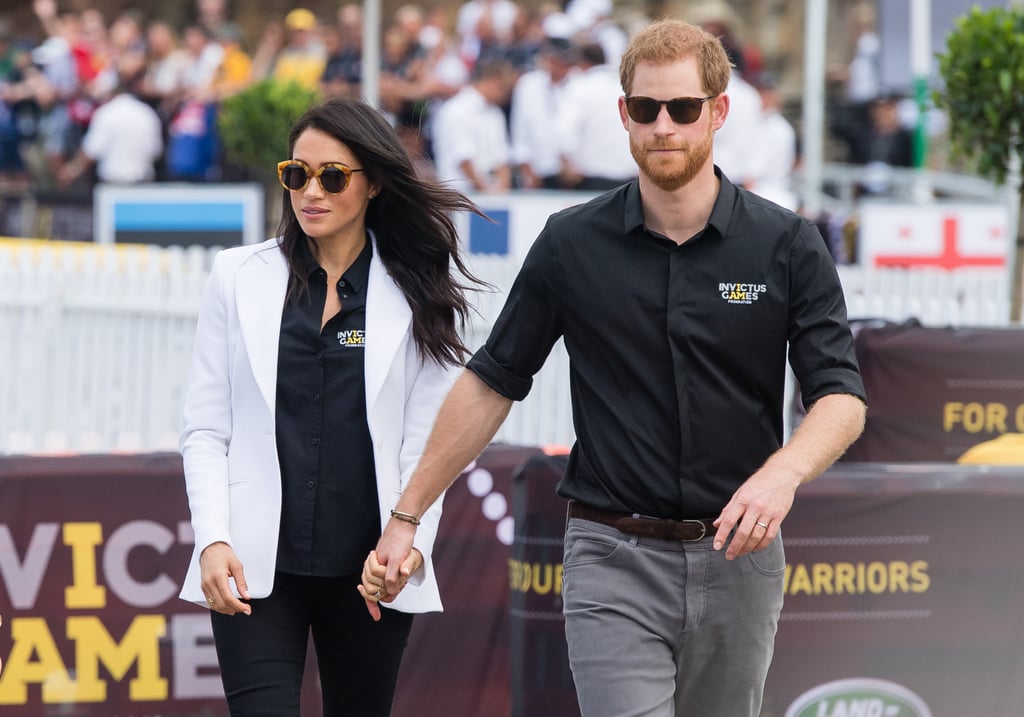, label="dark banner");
[0,446,541,717]
[510,455,1024,717]
[844,321,1024,462]
[3,449,1024,716]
